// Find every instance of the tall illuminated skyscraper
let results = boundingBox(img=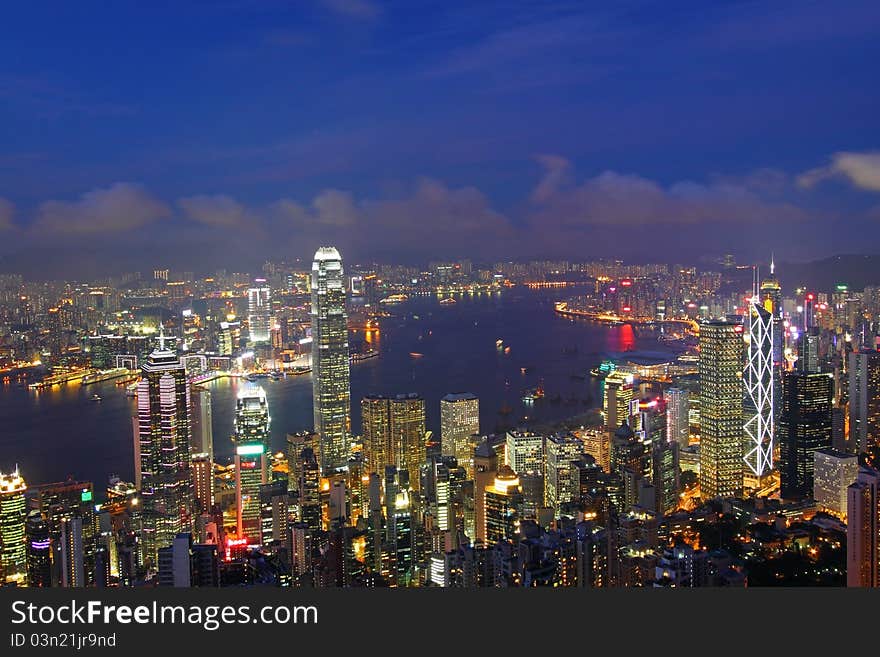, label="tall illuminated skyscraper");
[361,394,426,490]
[311,247,351,472]
[545,434,584,513]
[847,466,880,587]
[233,386,270,544]
[0,469,27,585]
[779,372,833,500]
[699,320,743,499]
[25,510,51,588]
[136,328,194,566]
[247,279,271,344]
[848,349,880,454]
[473,440,498,544]
[743,276,774,478]
[666,388,689,449]
[485,466,524,544]
[440,393,480,471]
